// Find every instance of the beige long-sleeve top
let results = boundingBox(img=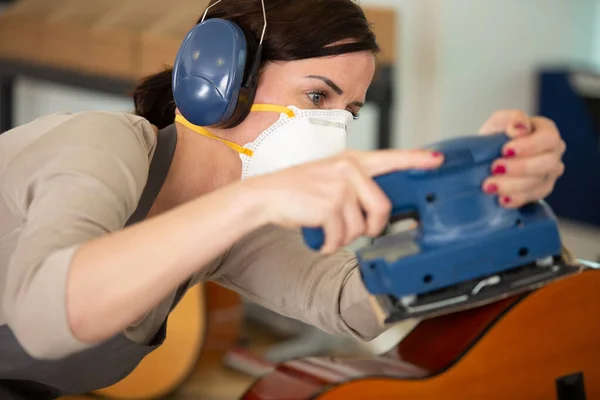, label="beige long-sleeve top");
[0,111,383,360]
